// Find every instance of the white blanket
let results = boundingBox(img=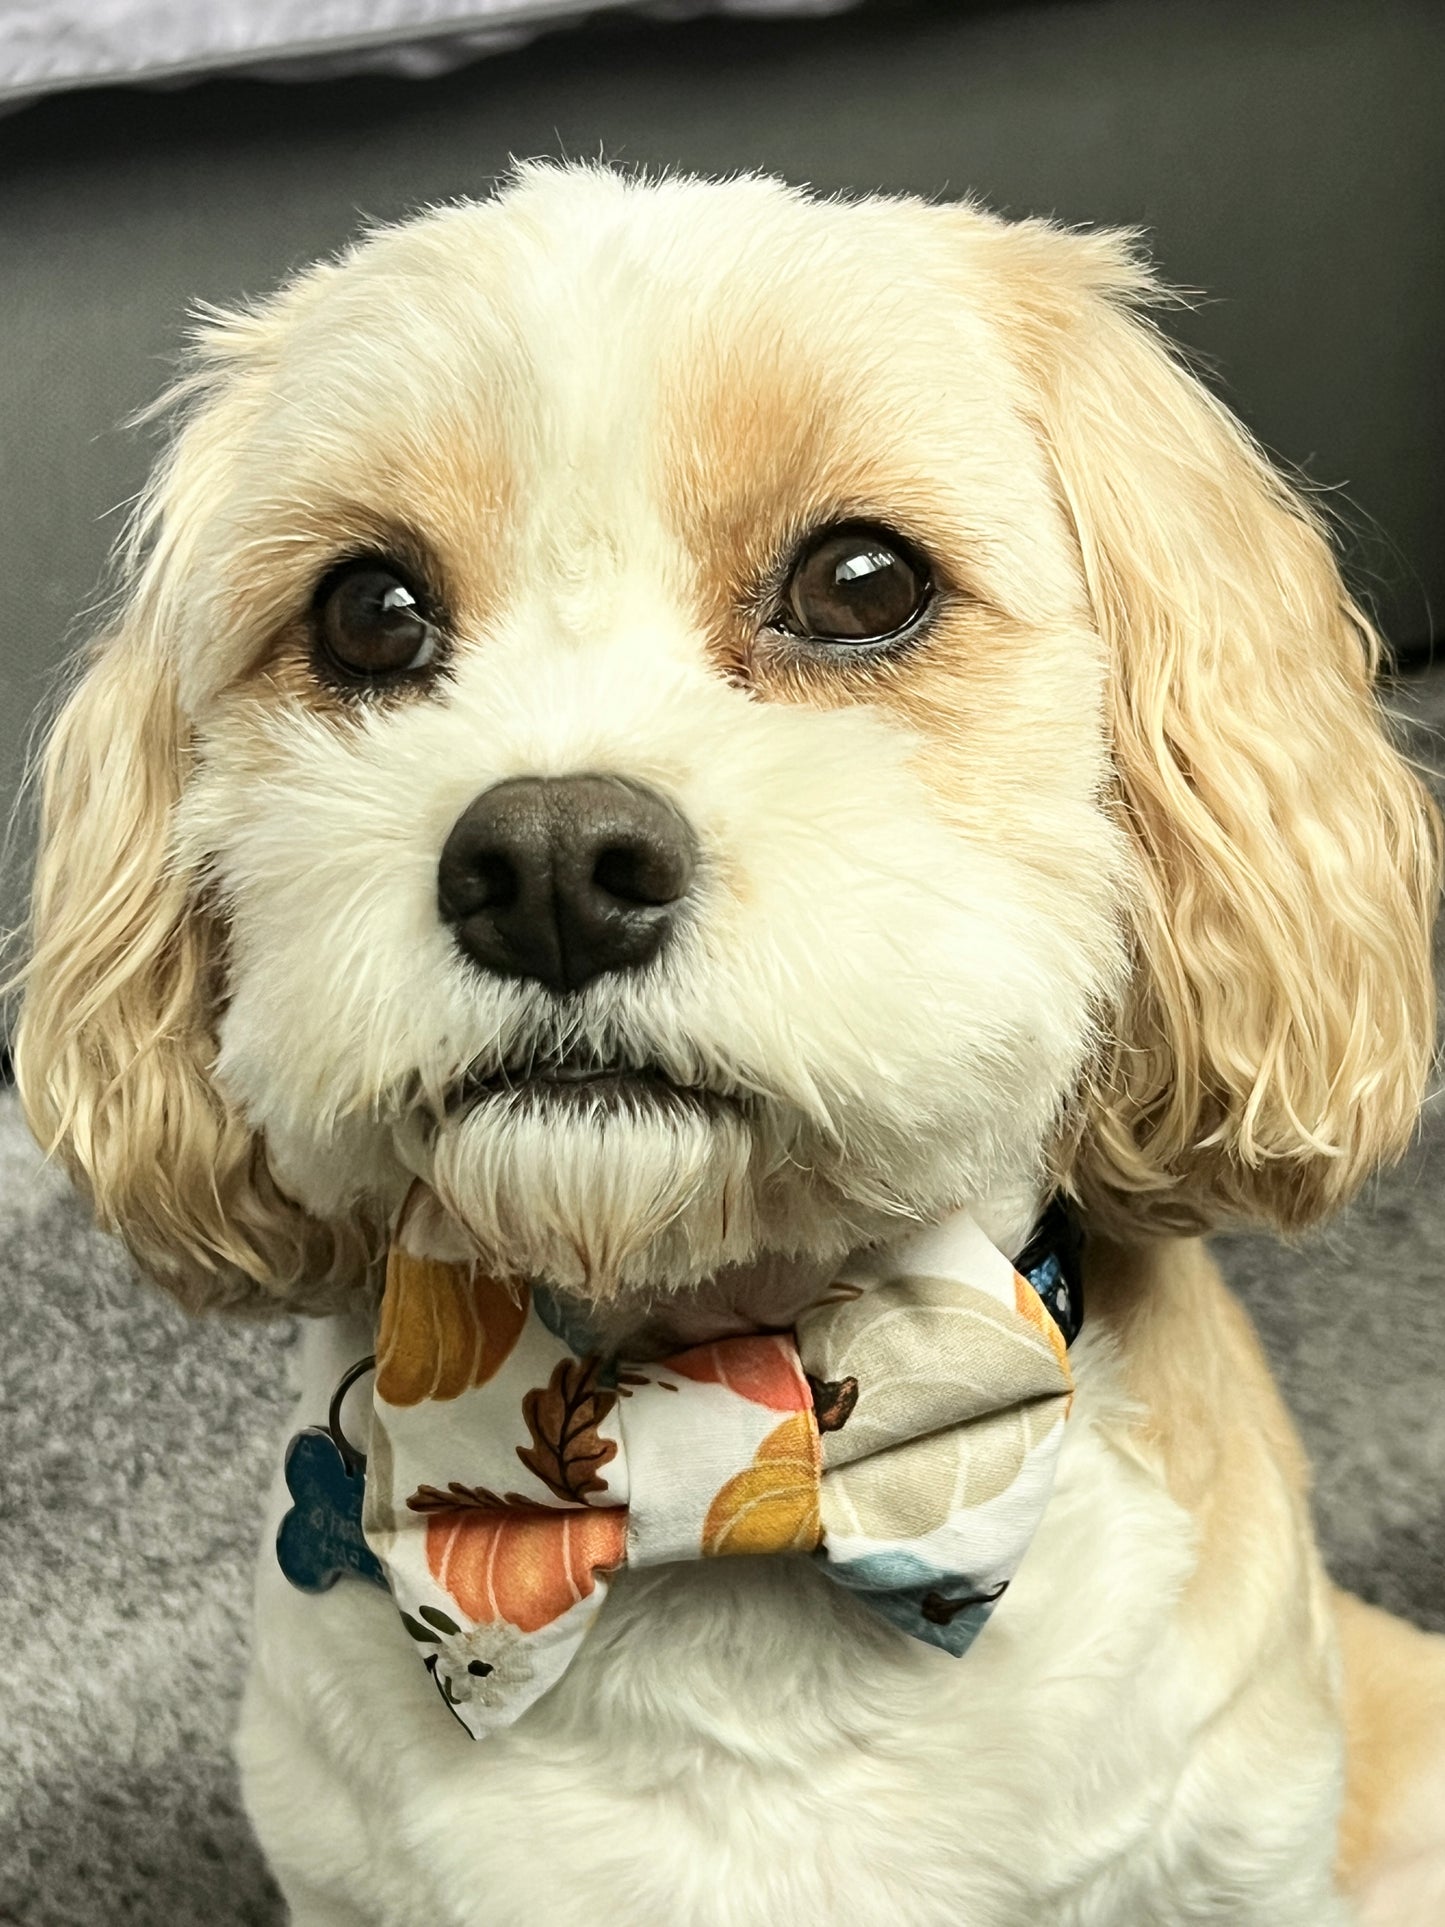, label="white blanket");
[0,0,855,106]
